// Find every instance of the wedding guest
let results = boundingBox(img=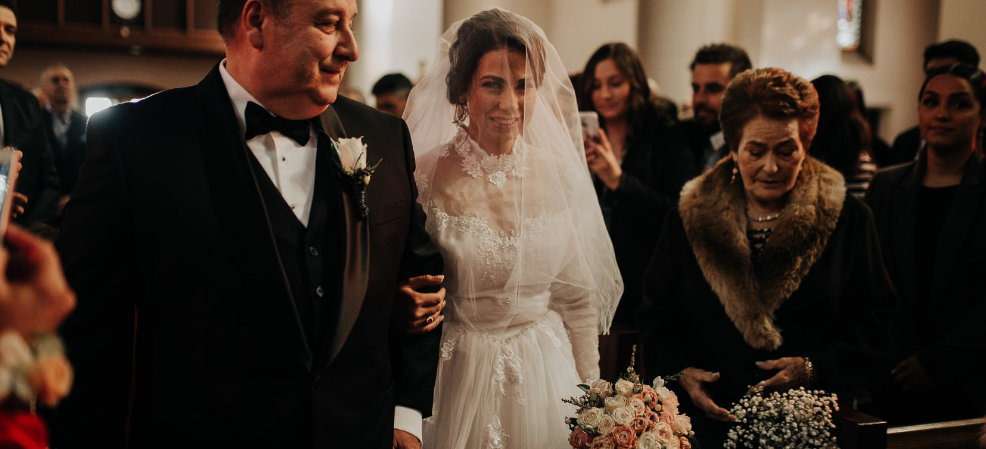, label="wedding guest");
[372,72,412,117]
[810,74,877,197]
[575,42,694,380]
[39,65,87,218]
[889,40,980,166]
[639,68,896,446]
[0,0,60,226]
[405,9,623,447]
[680,43,752,173]
[866,63,986,425]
